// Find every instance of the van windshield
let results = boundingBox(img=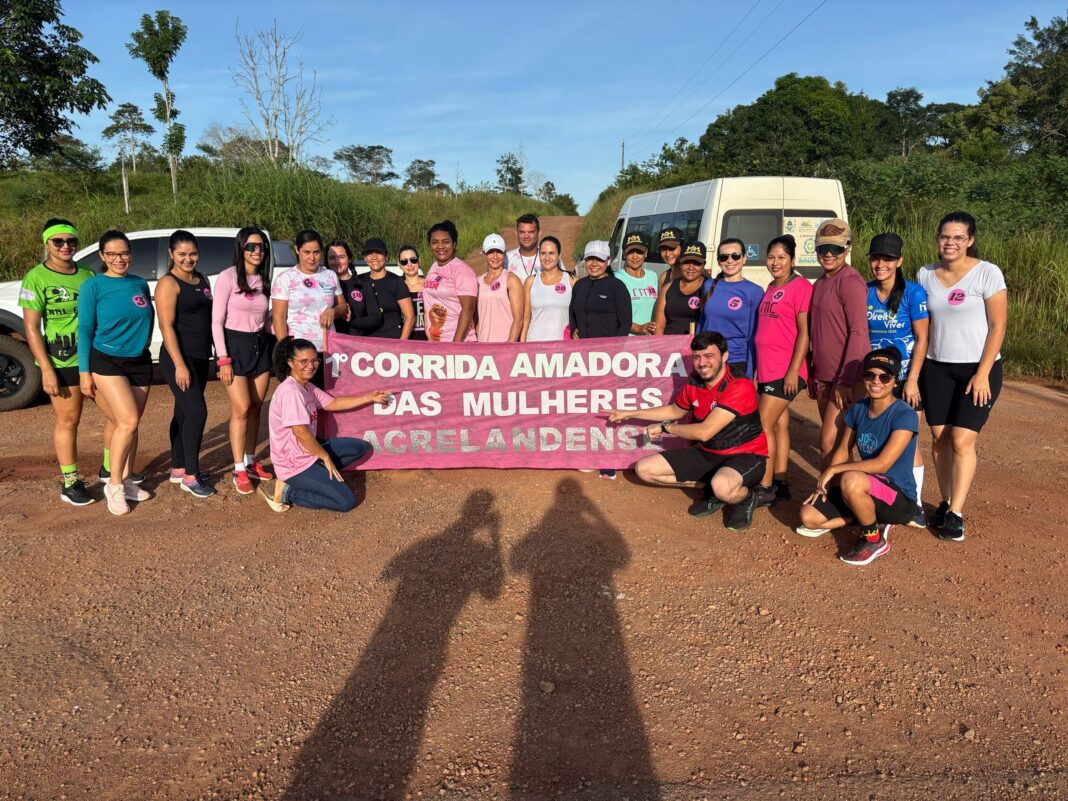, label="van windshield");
[623,211,702,263]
